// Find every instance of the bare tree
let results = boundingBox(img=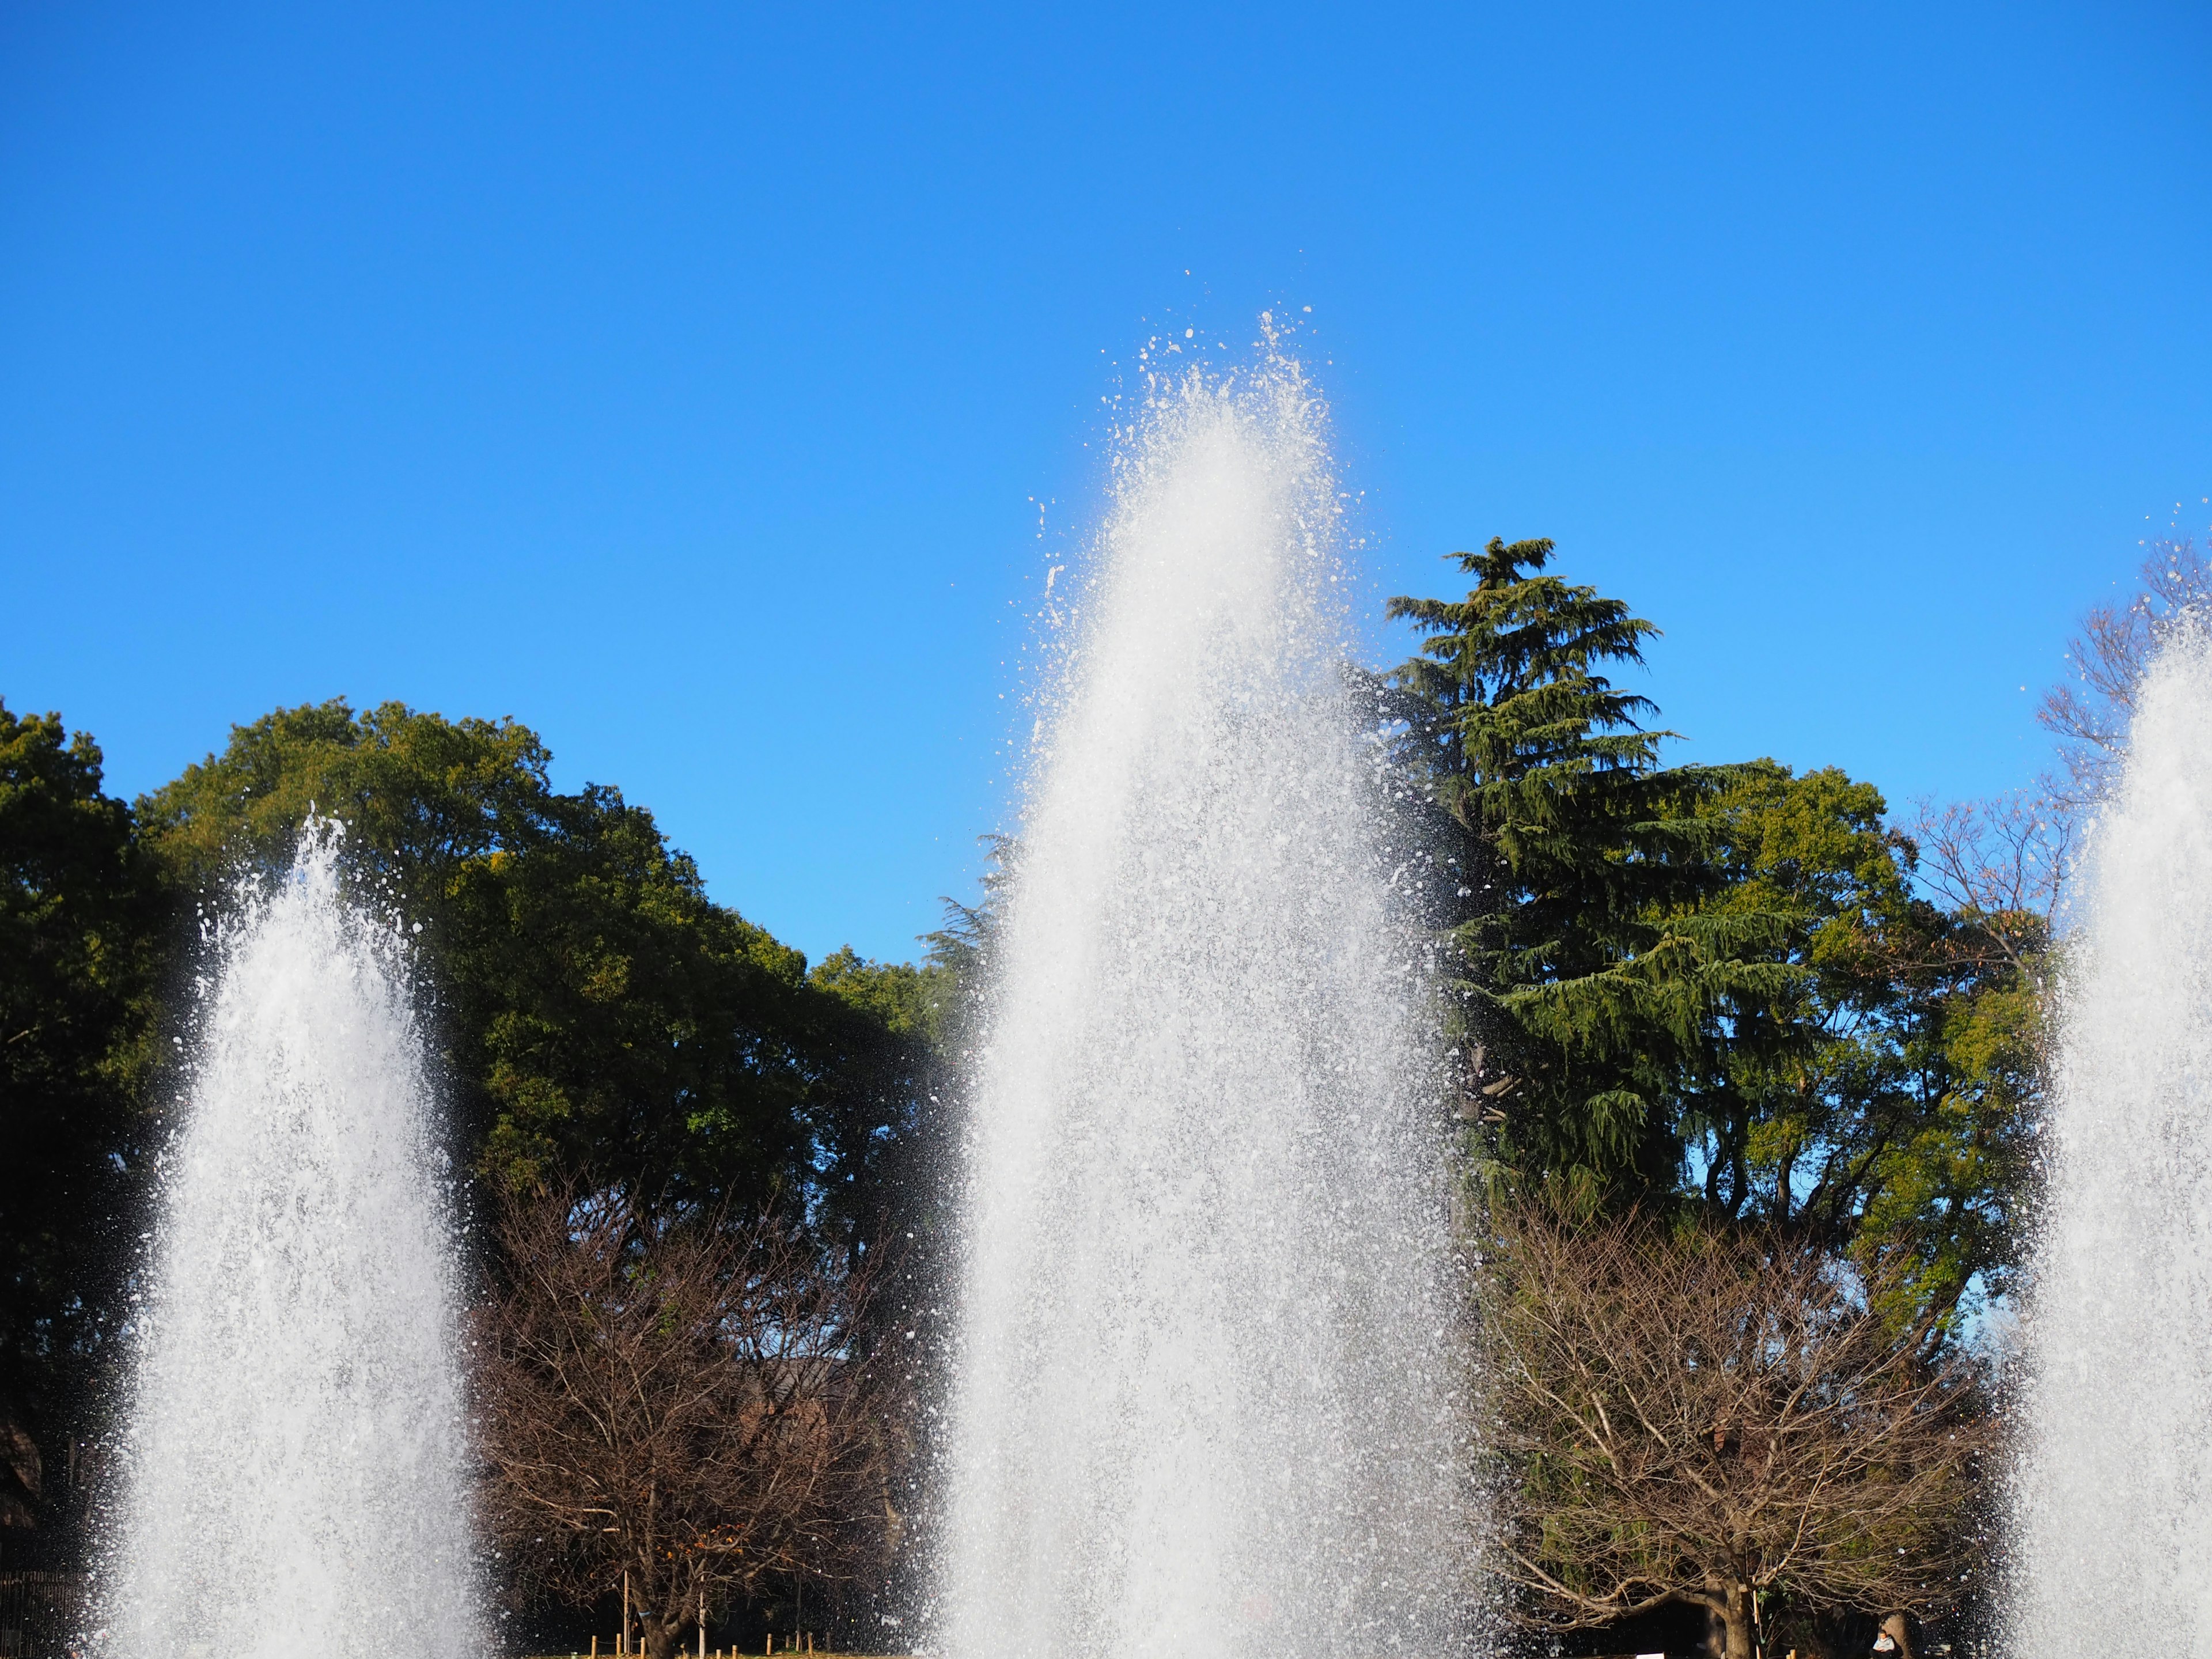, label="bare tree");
[475,1184,907,1659]
[1893,515,2210,987]
[1476,1208,1990,1659]
[2037,519,2212,810]
[1900,792,2067,994]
